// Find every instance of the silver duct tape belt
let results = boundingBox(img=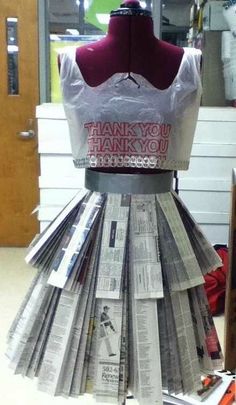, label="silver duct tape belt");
[85,169,173,194]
